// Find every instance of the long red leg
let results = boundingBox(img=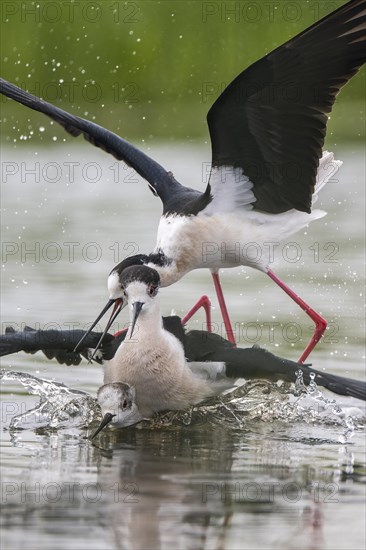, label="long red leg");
[267,269,327,364]
[181,295,212,332]
[211,272,236,345]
